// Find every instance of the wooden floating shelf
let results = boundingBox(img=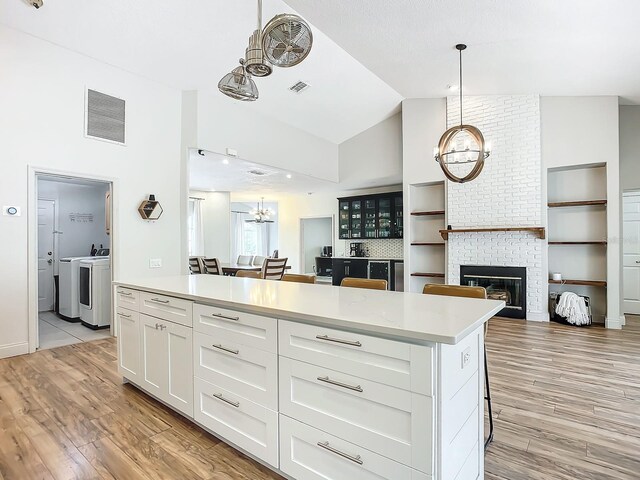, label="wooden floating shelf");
[549,279,607,287]
[411,272,445,278]
[411,210,445,216]
[548,241,607,245]
[411,242,446,246]
[439,227,546,240]
[548,200,607,208]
